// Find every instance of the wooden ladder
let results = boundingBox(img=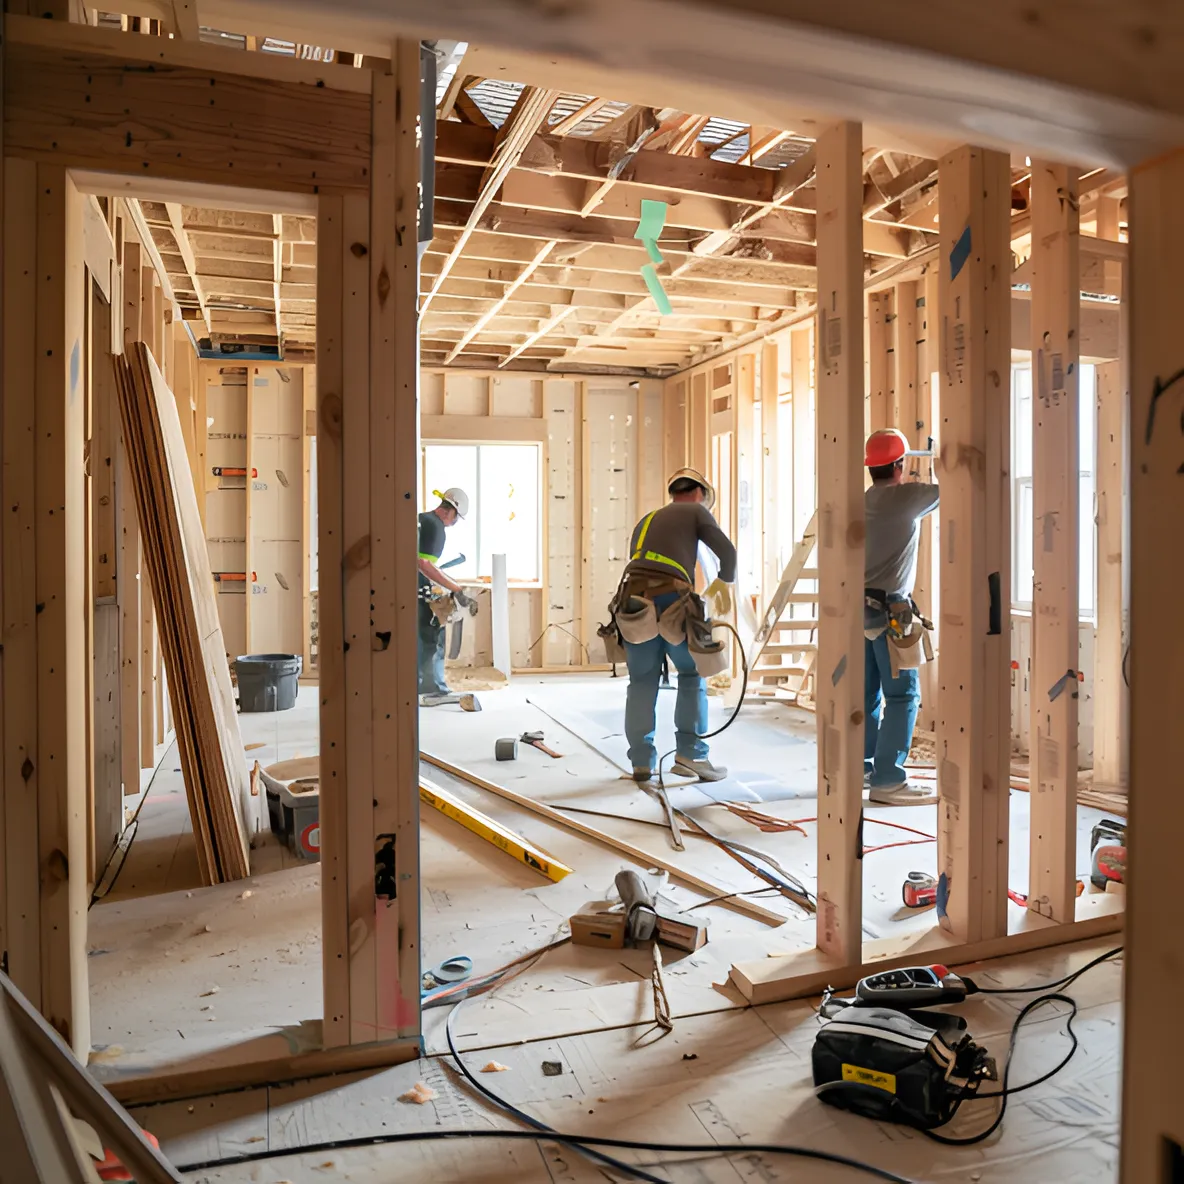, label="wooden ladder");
[745,510,819,707]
